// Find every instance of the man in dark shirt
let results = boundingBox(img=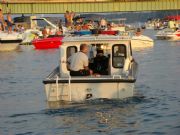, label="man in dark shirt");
[92,49,109,75]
